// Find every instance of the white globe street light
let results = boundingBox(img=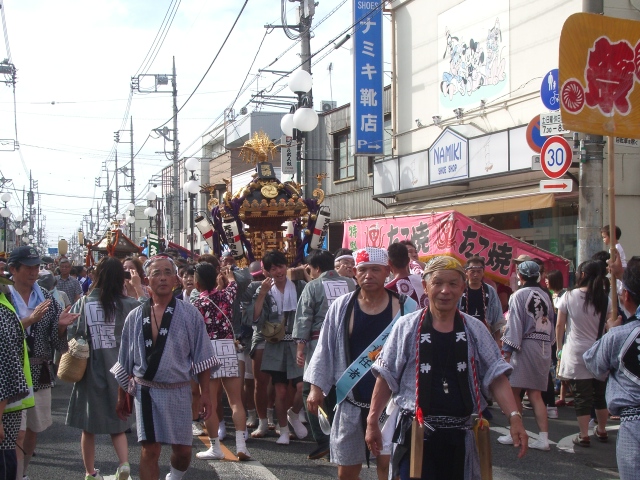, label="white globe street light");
[183,179,200,195]
[15,228,23,236]
[146,191,157,201]
[280,113,295,137]
[184,157,200,172]
[183,158,201,257]
[293,104,319,132]
[0,192,11,204]
[288,69,313,94]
